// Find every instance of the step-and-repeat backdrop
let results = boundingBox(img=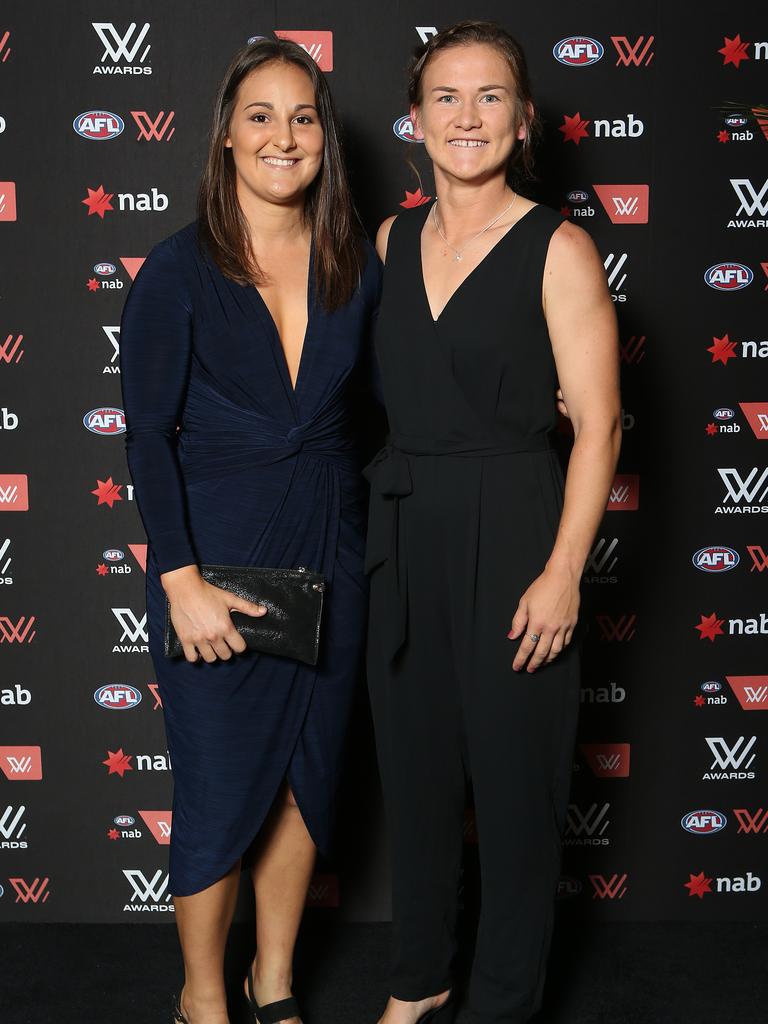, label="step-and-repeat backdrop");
[2,1,767,923]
